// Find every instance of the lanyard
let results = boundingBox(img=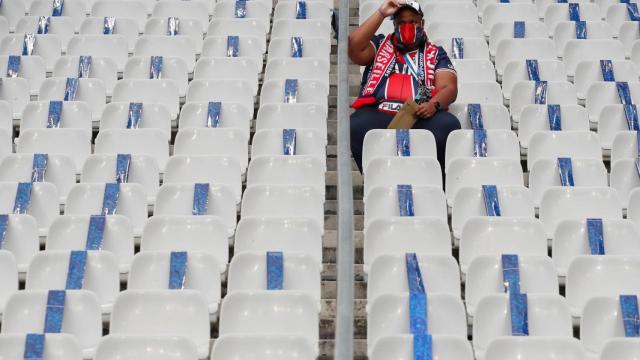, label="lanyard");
[403,53,420,82]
